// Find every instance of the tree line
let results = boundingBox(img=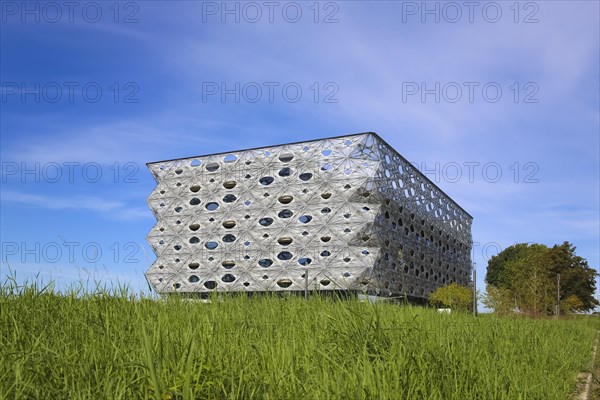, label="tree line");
[428,241,599,315]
